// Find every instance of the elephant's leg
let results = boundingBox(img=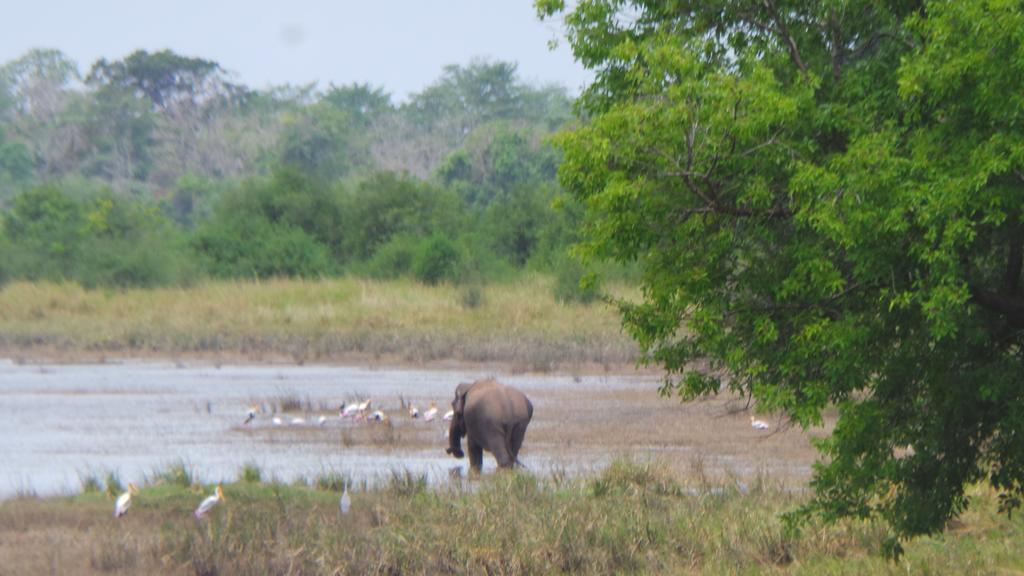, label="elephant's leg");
[510,423,527,462]
[468,441,484,473]
[490,437,515,469]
